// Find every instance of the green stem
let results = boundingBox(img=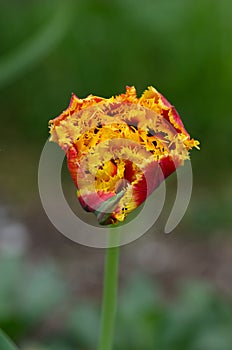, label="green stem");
[98,230,120,350]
